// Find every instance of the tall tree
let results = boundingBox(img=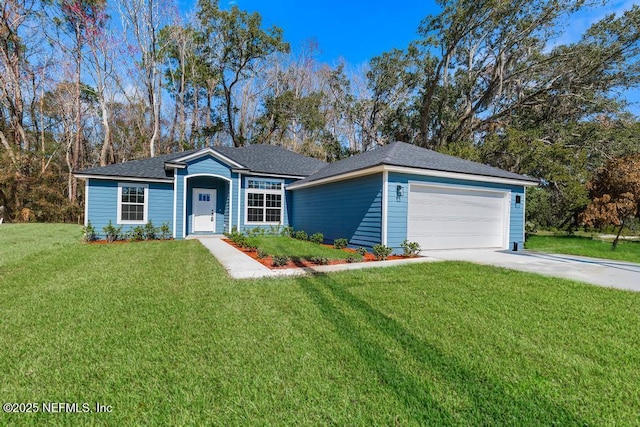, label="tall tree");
[118,0,171,157]
[196,0,289,146]
[54,0,106,200]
